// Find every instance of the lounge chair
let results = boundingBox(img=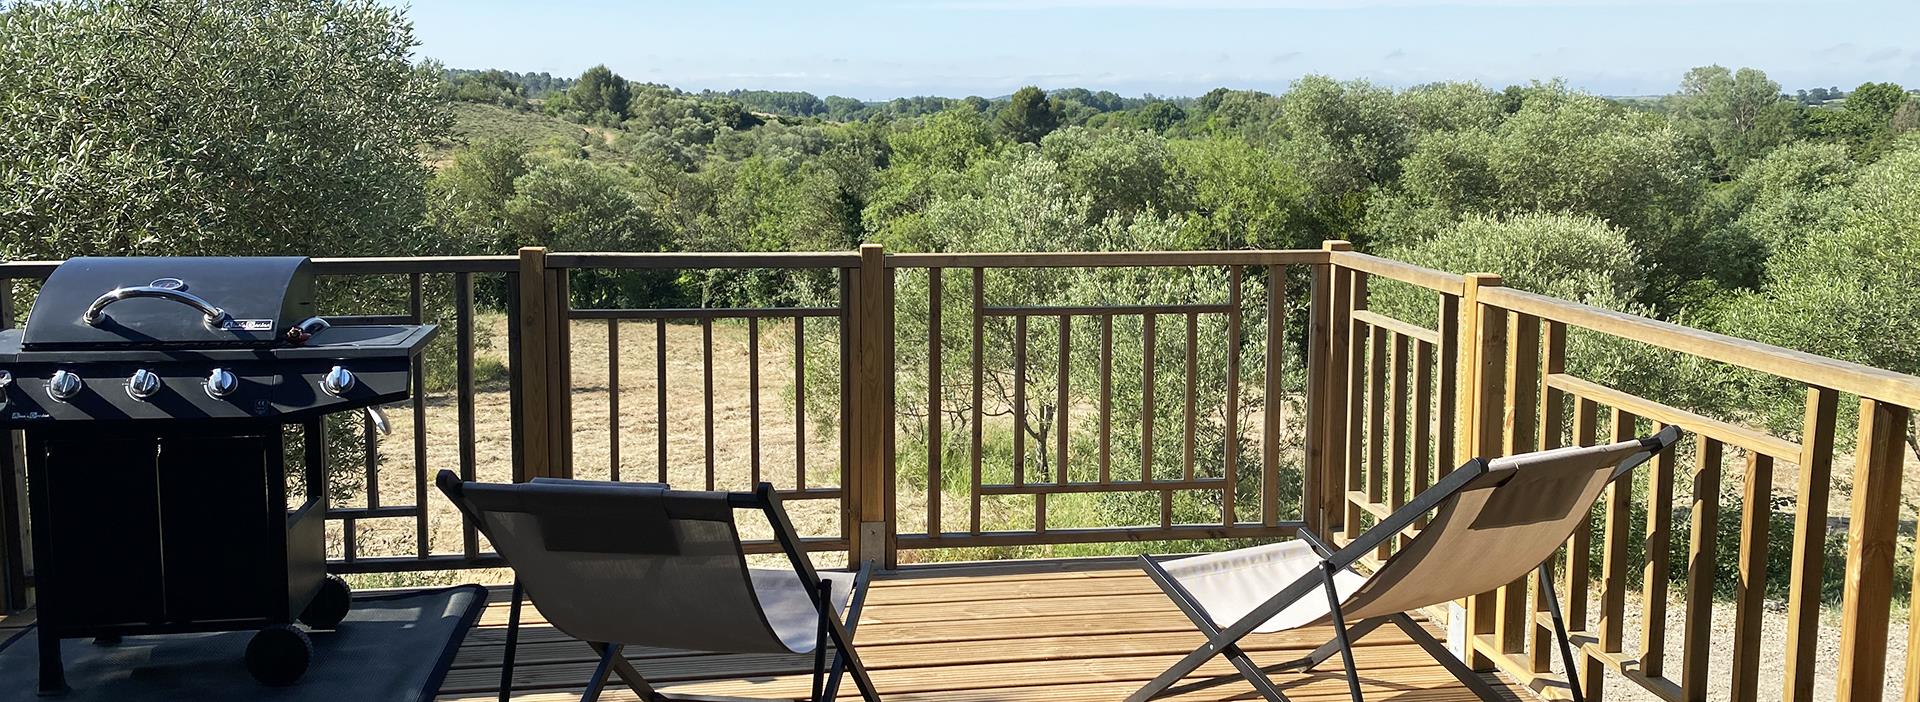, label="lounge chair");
[435,473,882,702]
[1127,426,1681,702]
